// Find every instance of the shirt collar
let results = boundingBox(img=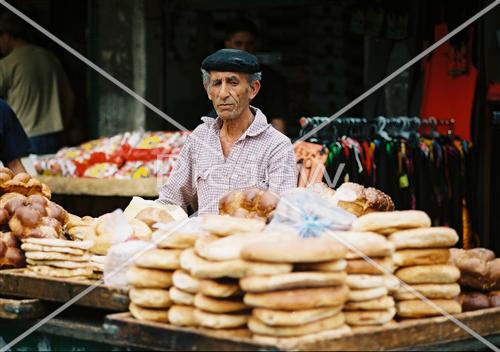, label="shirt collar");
[201,106,270,138]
